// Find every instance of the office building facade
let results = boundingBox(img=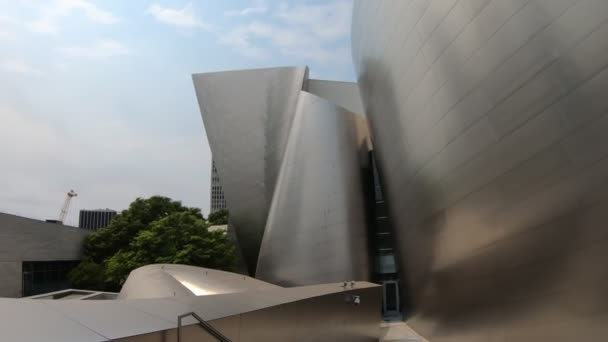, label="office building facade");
[78,209,116,231]
[210,159,227,213]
